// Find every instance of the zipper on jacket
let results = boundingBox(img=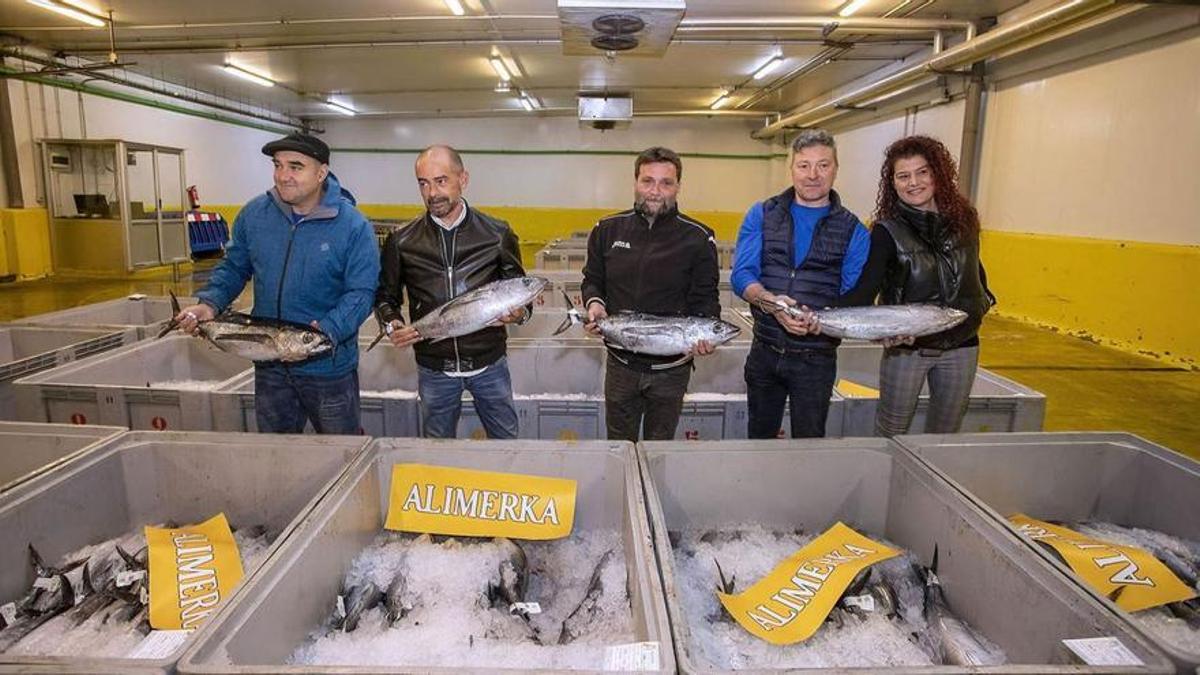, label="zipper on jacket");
[632,213,652,306]
[277,220,300,322]
[438,221,463,372]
